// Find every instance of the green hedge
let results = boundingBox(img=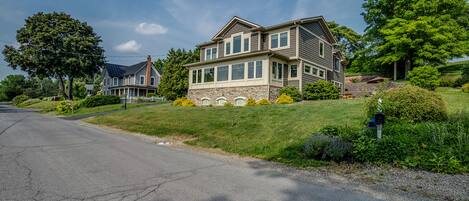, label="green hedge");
[303,80,340,100]
[81,95,121,108]
[12,94,30,106]
[279,86,302,102]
